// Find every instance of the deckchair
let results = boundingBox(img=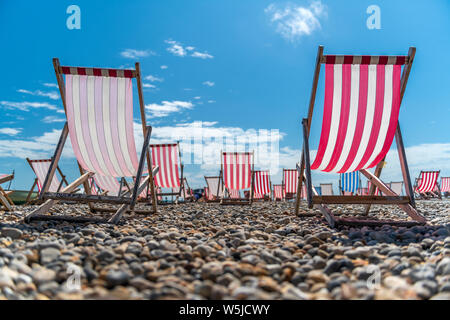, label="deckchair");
[296,46,425,227]
[204,176,224,203]
[220,152,254,205]
[25,158,69,204]
[24,59,159,224]
[181,178,194,202]
[357,187,368,196]
[253,170,271,201]
[339,172,360,195]
[150,143,183,203]
[441,177,450,197]
[227,189,241,200]
[320,183,333,196]
[273,184,284,201]
[389,181,404,196]
[367,180,381,196]
[0,173,14,211]
[415,171,441,199]
[283,169,298,200]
